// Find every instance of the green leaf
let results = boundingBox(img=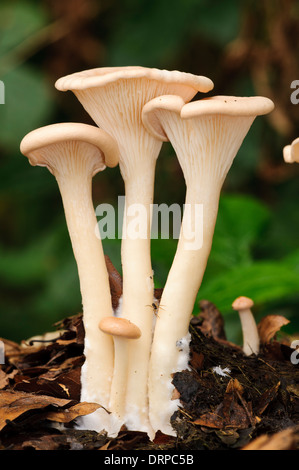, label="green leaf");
[0,1,47,58]
[0,65,54,150]
[198,260,299,314]
[210,194,271,269]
